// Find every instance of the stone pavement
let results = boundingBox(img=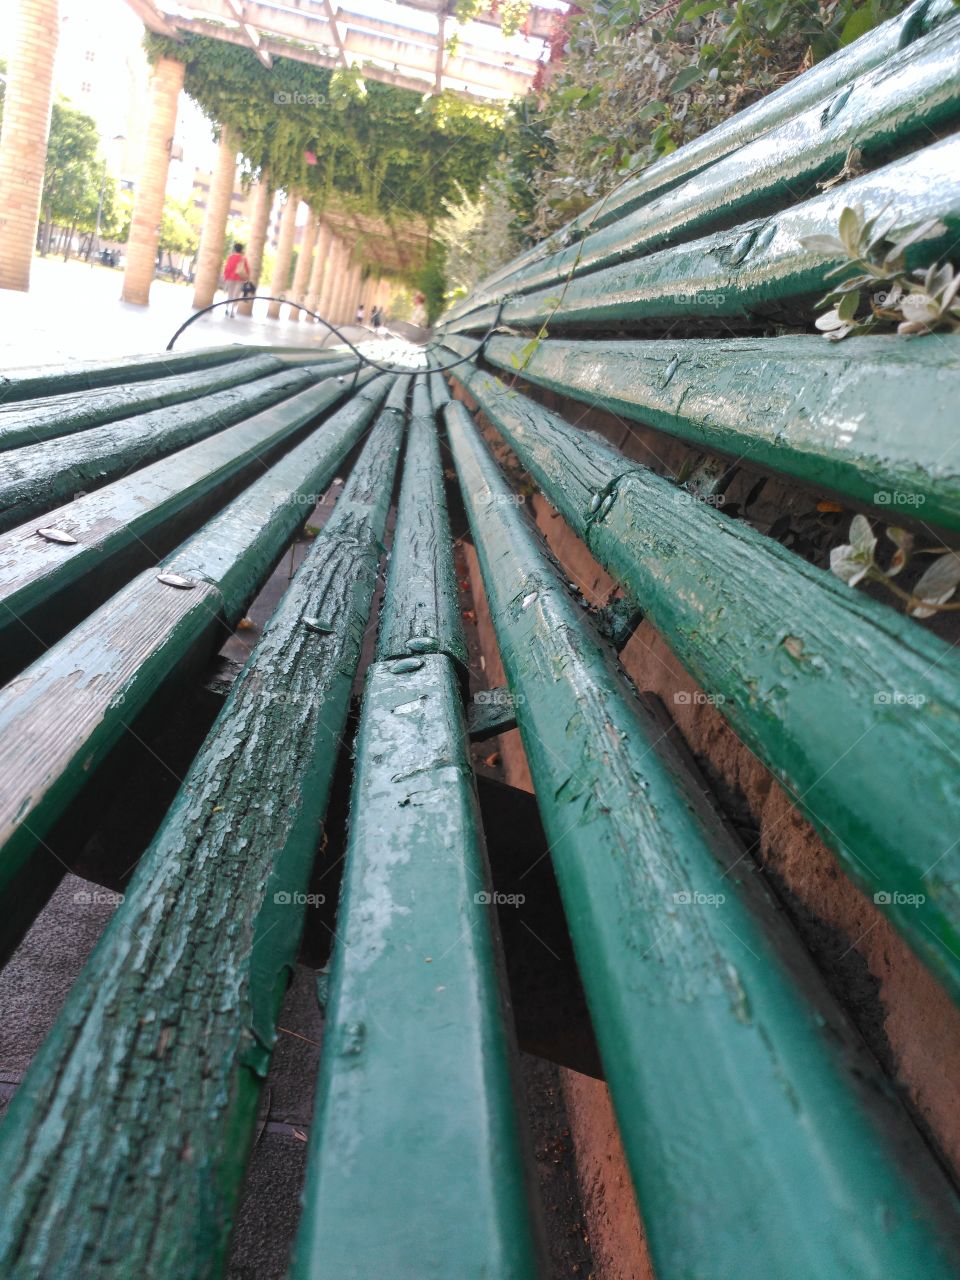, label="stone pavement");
[0,255,377,368]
